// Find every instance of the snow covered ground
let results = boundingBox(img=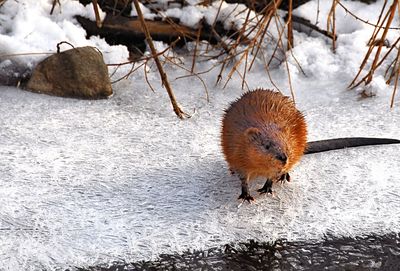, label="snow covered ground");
[0,0,399,270]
